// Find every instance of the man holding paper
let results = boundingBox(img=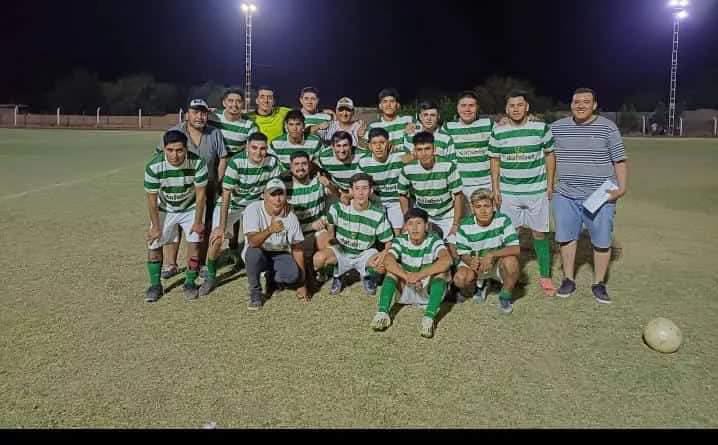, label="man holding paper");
[550,88,628,304]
